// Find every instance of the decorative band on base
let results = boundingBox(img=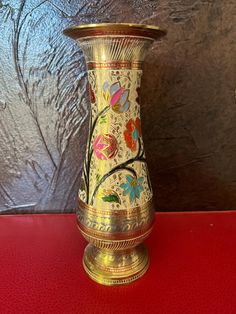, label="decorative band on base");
[78,223,153,250]
[83,243,149,286]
